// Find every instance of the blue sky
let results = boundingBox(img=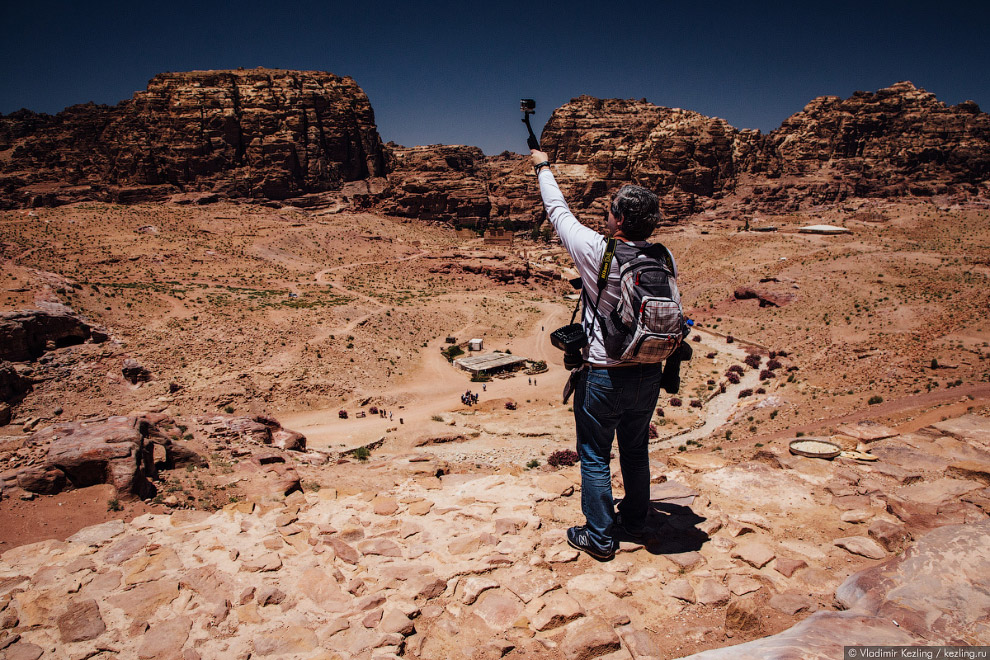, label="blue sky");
[2,1,987,155]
